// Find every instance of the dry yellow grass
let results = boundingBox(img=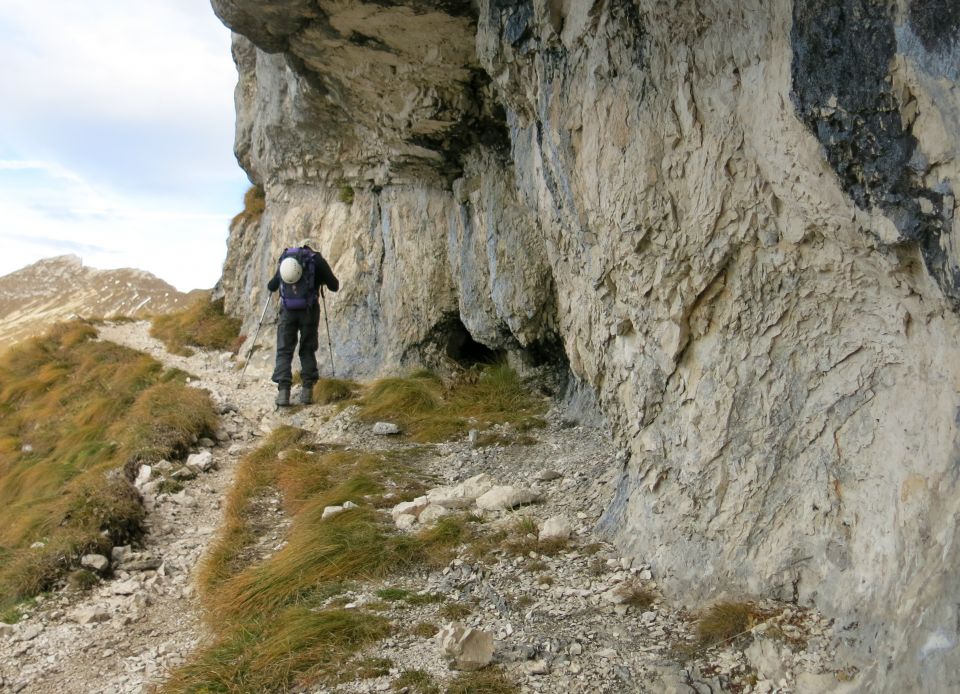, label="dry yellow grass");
[149,294,242,356]
[0,320,217,609]
[357,365,546,442]
[696,601,770,646]
[312,377,359,405]
[230,184,266,228]
[171,433,496,691]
